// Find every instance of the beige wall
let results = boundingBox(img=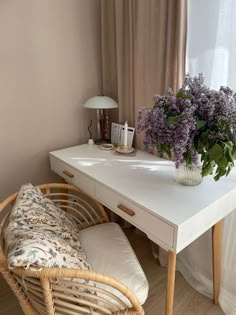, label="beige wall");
[0,0,102,199]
